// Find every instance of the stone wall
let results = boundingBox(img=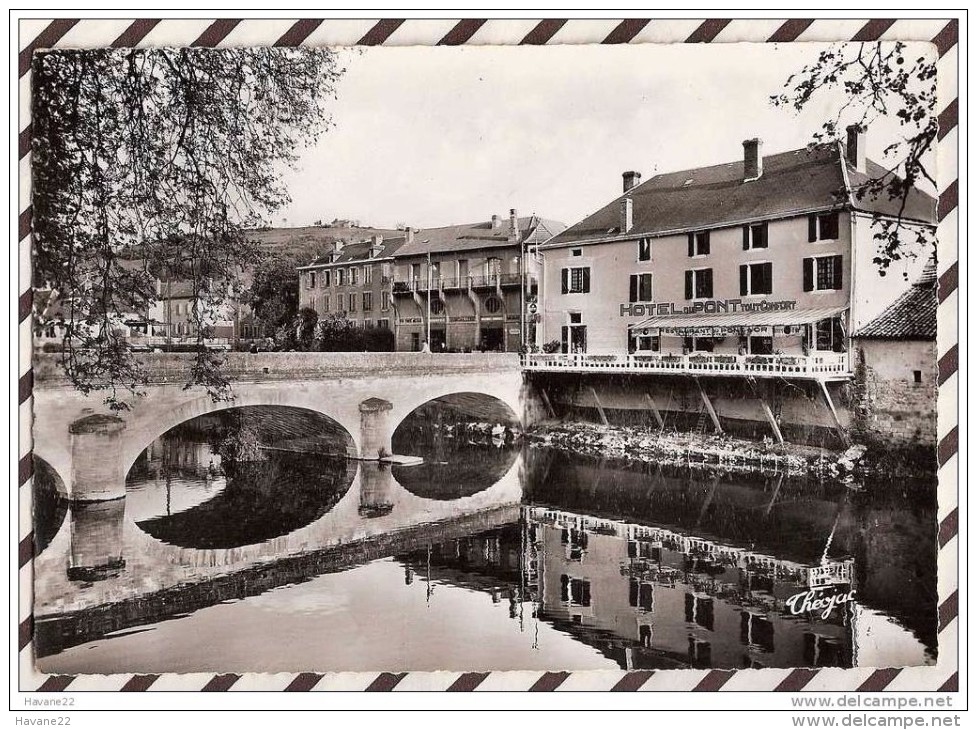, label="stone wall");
[33,351,522,385]
[852,339,938,448]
